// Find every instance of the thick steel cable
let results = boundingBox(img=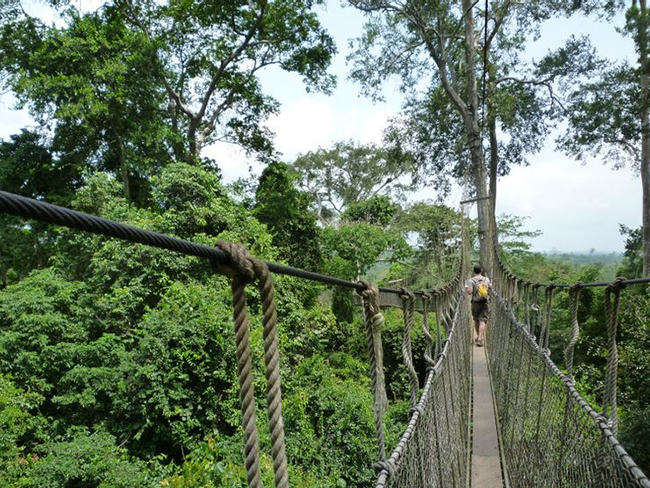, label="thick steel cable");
[400,288,420,409]
[0,190,427,297]
[7,189,647,295]
[603,278,624,436]
[358,282,389,461]
[565,282,582,379]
